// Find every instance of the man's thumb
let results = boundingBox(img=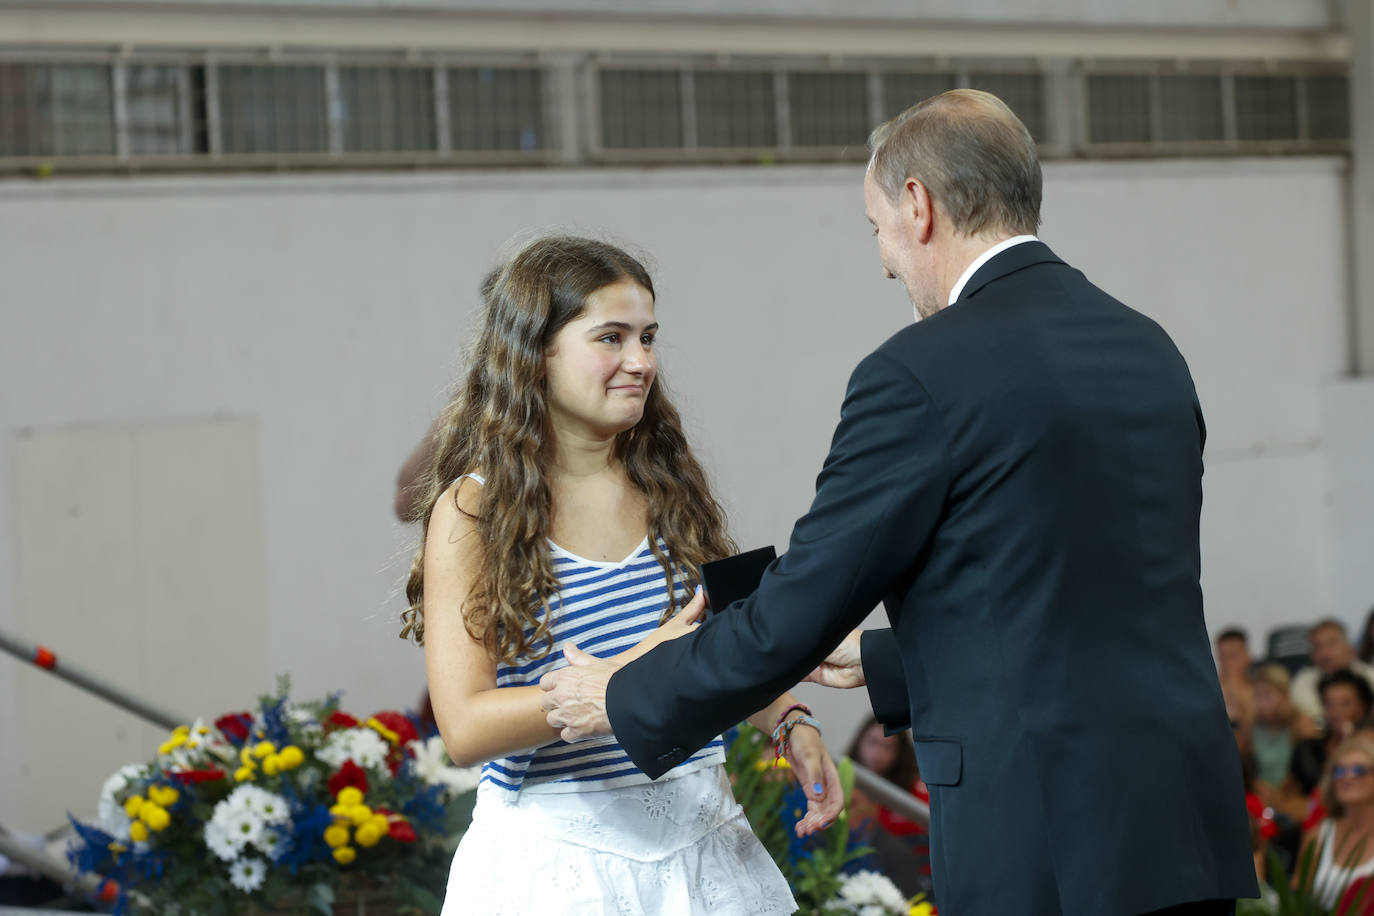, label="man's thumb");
[564,643,592,665]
